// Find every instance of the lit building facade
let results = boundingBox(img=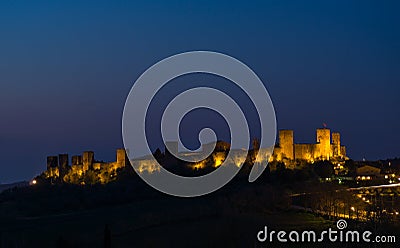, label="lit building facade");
[273,128,347,163]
